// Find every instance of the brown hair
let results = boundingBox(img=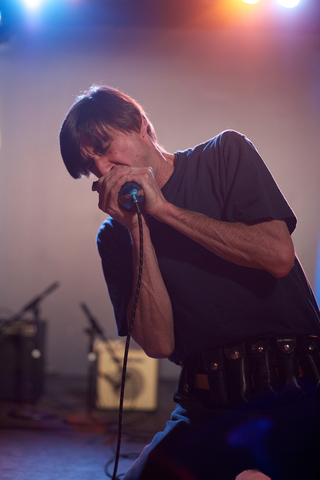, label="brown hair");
[59,85,158,178]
